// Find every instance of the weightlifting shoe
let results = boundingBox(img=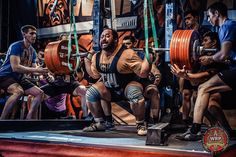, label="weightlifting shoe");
[83,122,106,132]
[176,128,202,141]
